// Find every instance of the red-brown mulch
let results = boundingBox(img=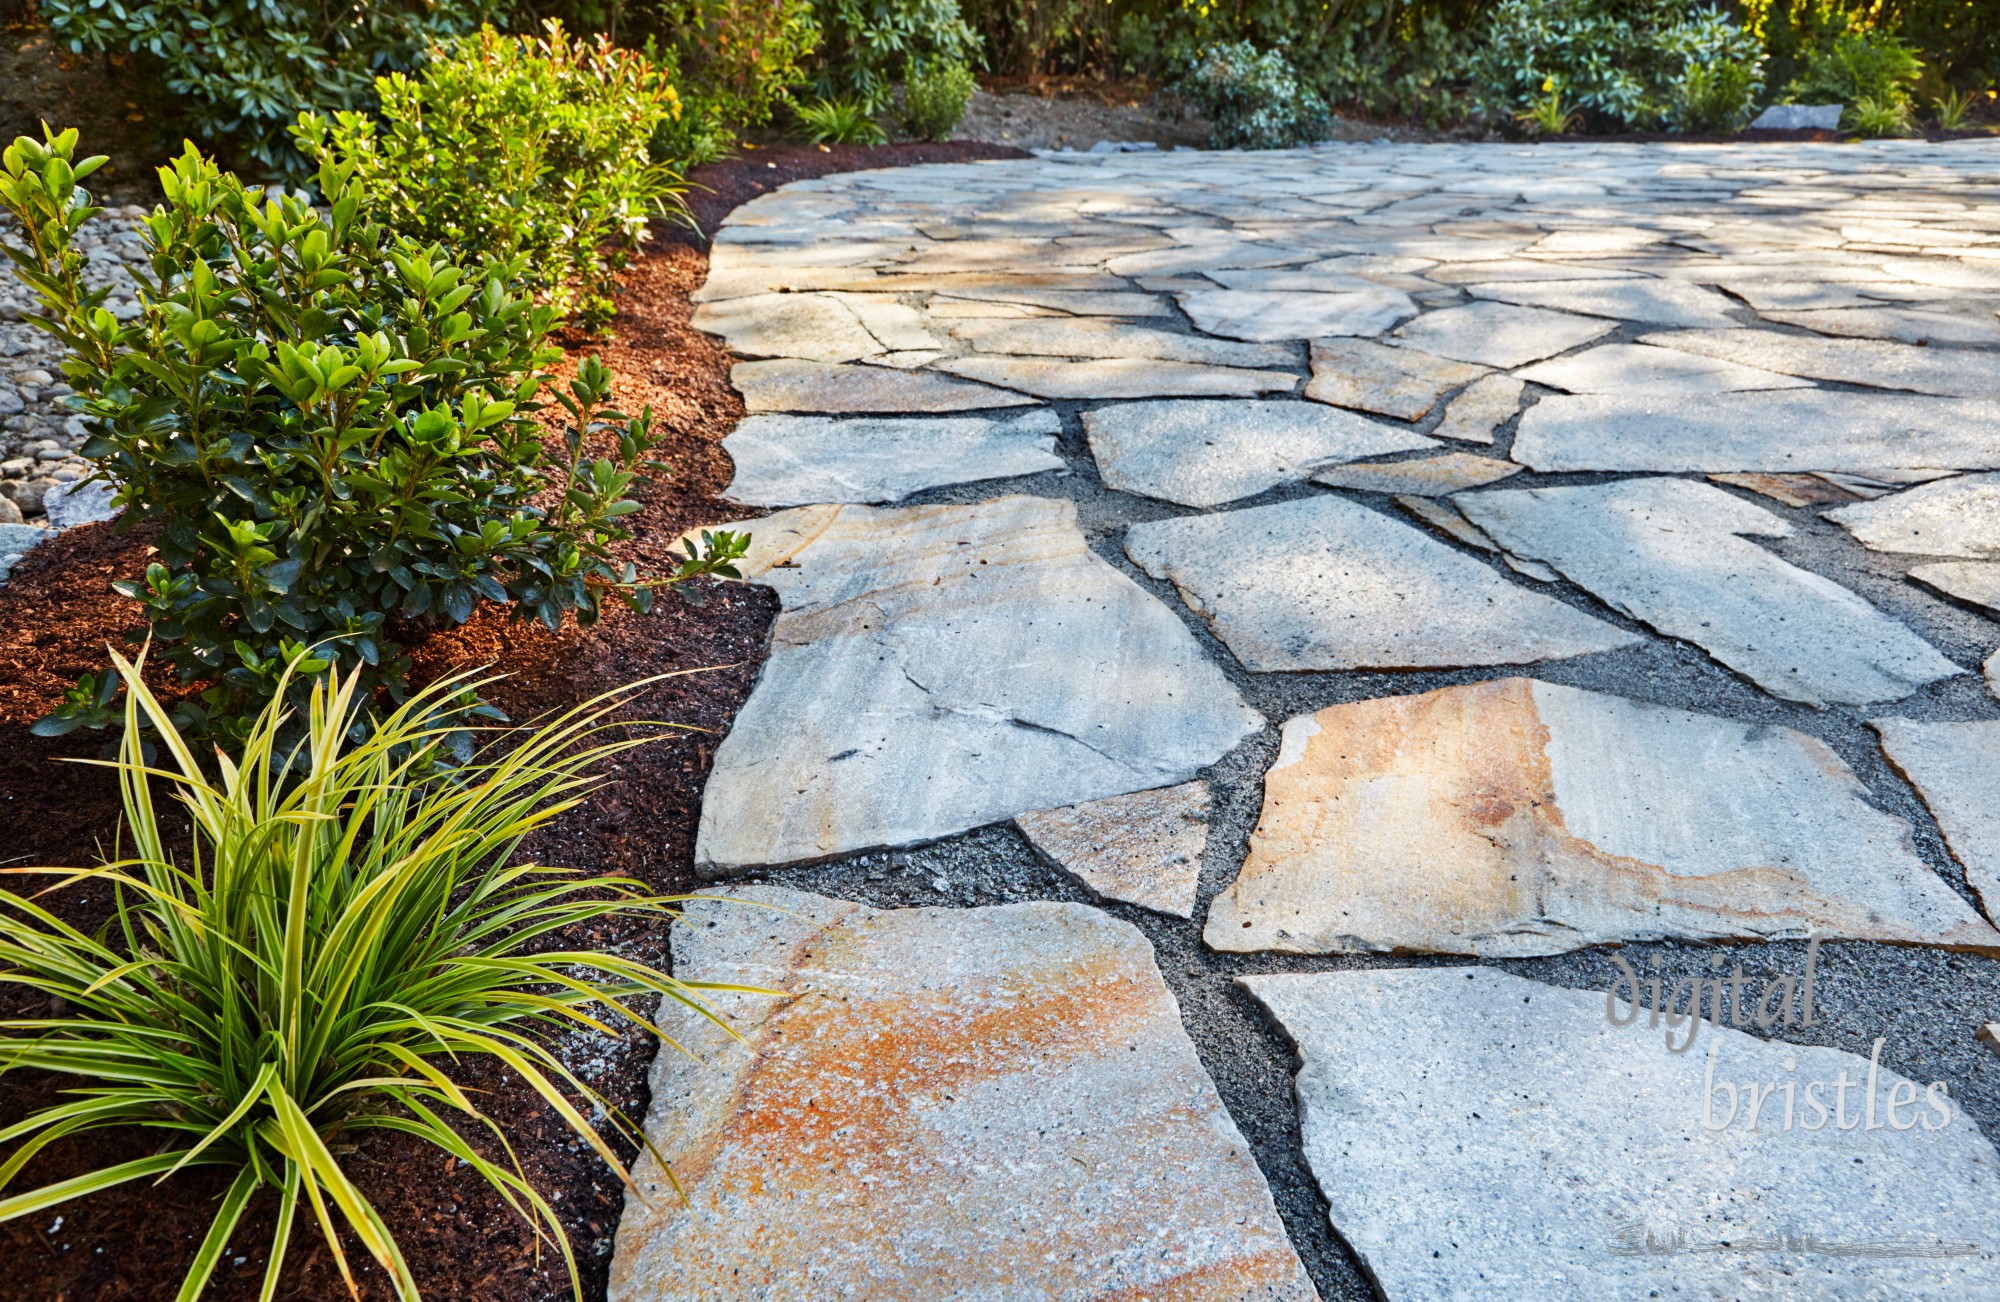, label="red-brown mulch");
[0,140,1026,1302]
